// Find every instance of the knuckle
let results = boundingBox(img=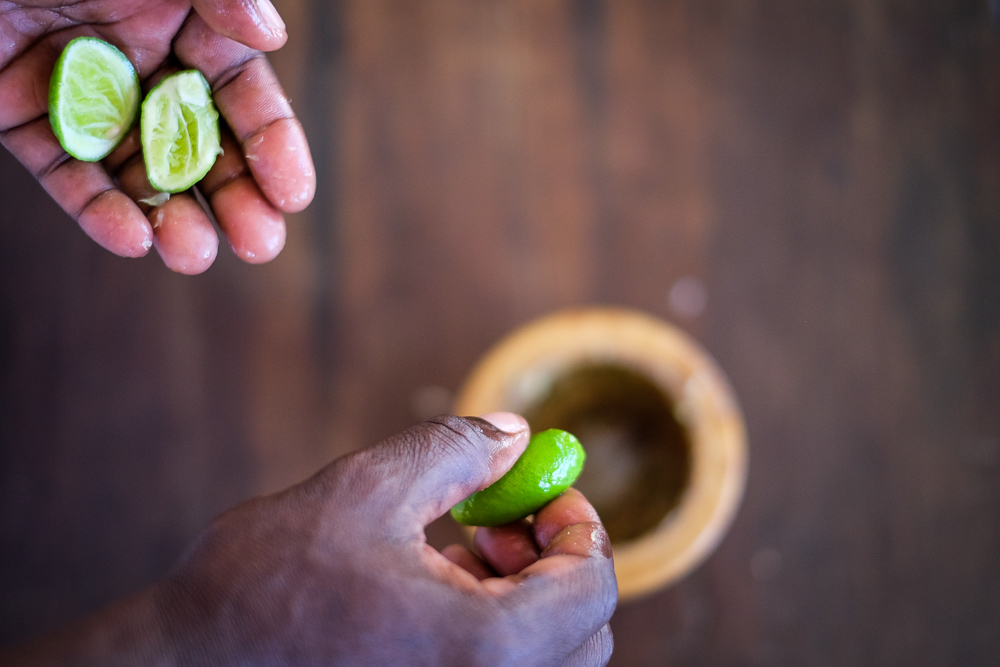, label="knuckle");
[426,414,490,444]
[415,414,495,470]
